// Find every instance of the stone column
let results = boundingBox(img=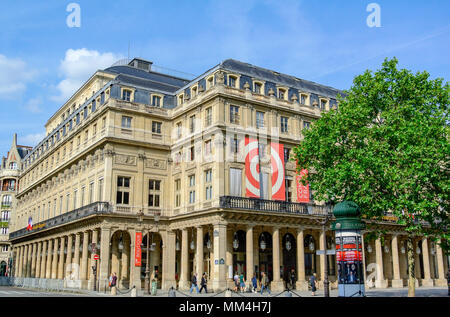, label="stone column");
[391,235,403,288]
[434,241,446,287]
[35,242,42,278]
[296,229,308,290]
[31,243,37,278]
[51,238,59,279]
[111,234,119,279]
[421,238,434,287]
[375,238,387,288]
[99,227,111,292]
[196,226,204,279]
[26,244,32,277]
[319,230,326,283]
[45,240,53,279]
[80,231,89,284]
[162,230,176,290]
[130,229,143,294]
[40,241,47,279]
[246,226,254,285]
[58,236,66,279]
[73,233,81,280]
[212,223,227,292]
[65,235,73,281]
[120,234,130,288]
[180,228,189,290]
[89,229,98,290]
[271,227,283,291]
[17,246,23,277]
